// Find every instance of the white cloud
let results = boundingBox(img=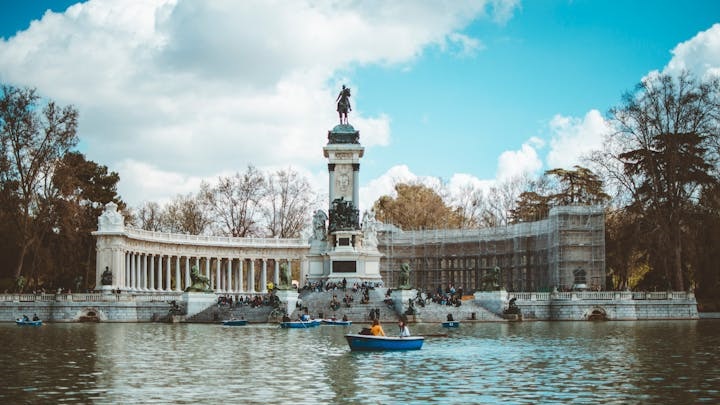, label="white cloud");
[664,23,720,79]
[545,109,610,169]
[359,165,418,213]
[496,139,543,180]
[0,0,515,208]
